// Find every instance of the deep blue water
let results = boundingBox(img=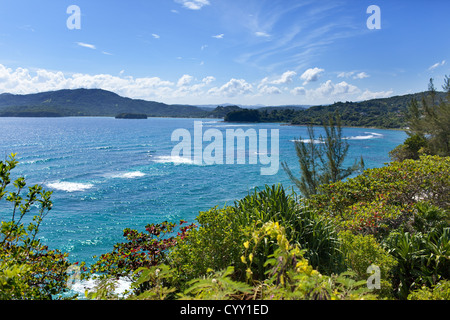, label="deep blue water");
[0,117,407,265]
